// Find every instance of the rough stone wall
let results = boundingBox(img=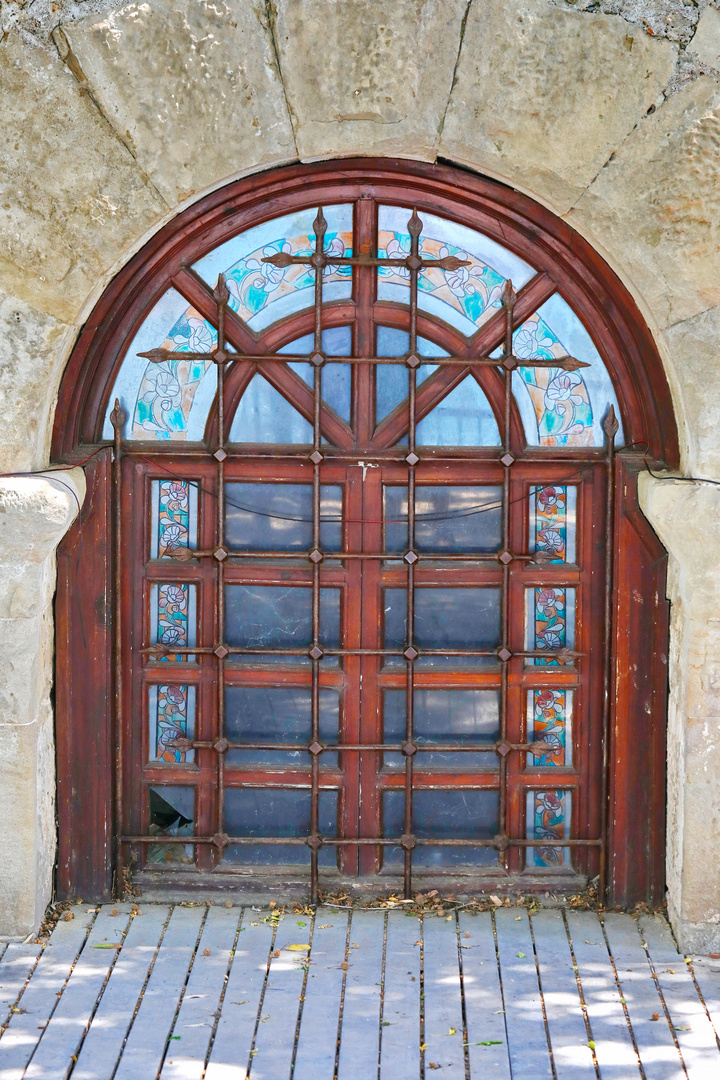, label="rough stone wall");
[1,0,719,944]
